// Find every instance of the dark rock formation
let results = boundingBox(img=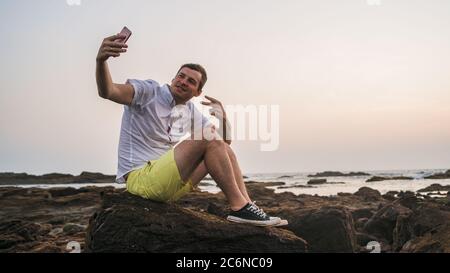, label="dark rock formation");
[306,179,345,185]
[286,207,357,253]
[0,172,116,185]
[382,191,399,201]
[363,202,412,244]
[277,175,293,179]
[307,179,327,185]
[85,191,308,253]
[354,187,382,201]
[394,204,450,252]
[366,176,414,182]
[417,184,450,192]
[351,208,375,220]
[424,170,450,179]
[399,221,450,253]
[277,184,315,189]
[355,232,379,248]
[0,186,115,253]
[308,171,370,178]
[1,177,449,253]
